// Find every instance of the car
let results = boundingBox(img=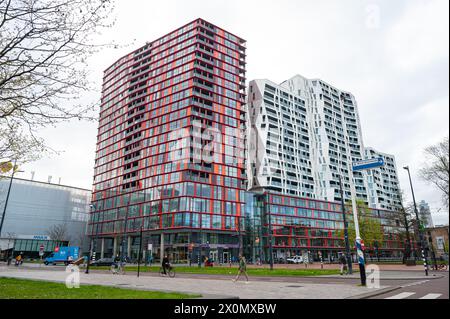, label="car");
[286,256,303,264]
[90,258,115,266]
